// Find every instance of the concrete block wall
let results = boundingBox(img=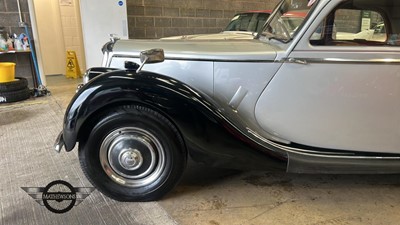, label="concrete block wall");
[0,0,36,88]
[127,0,279,39]
[335,9,383,33]
[0,0,31,36]
[335,9,362,33]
